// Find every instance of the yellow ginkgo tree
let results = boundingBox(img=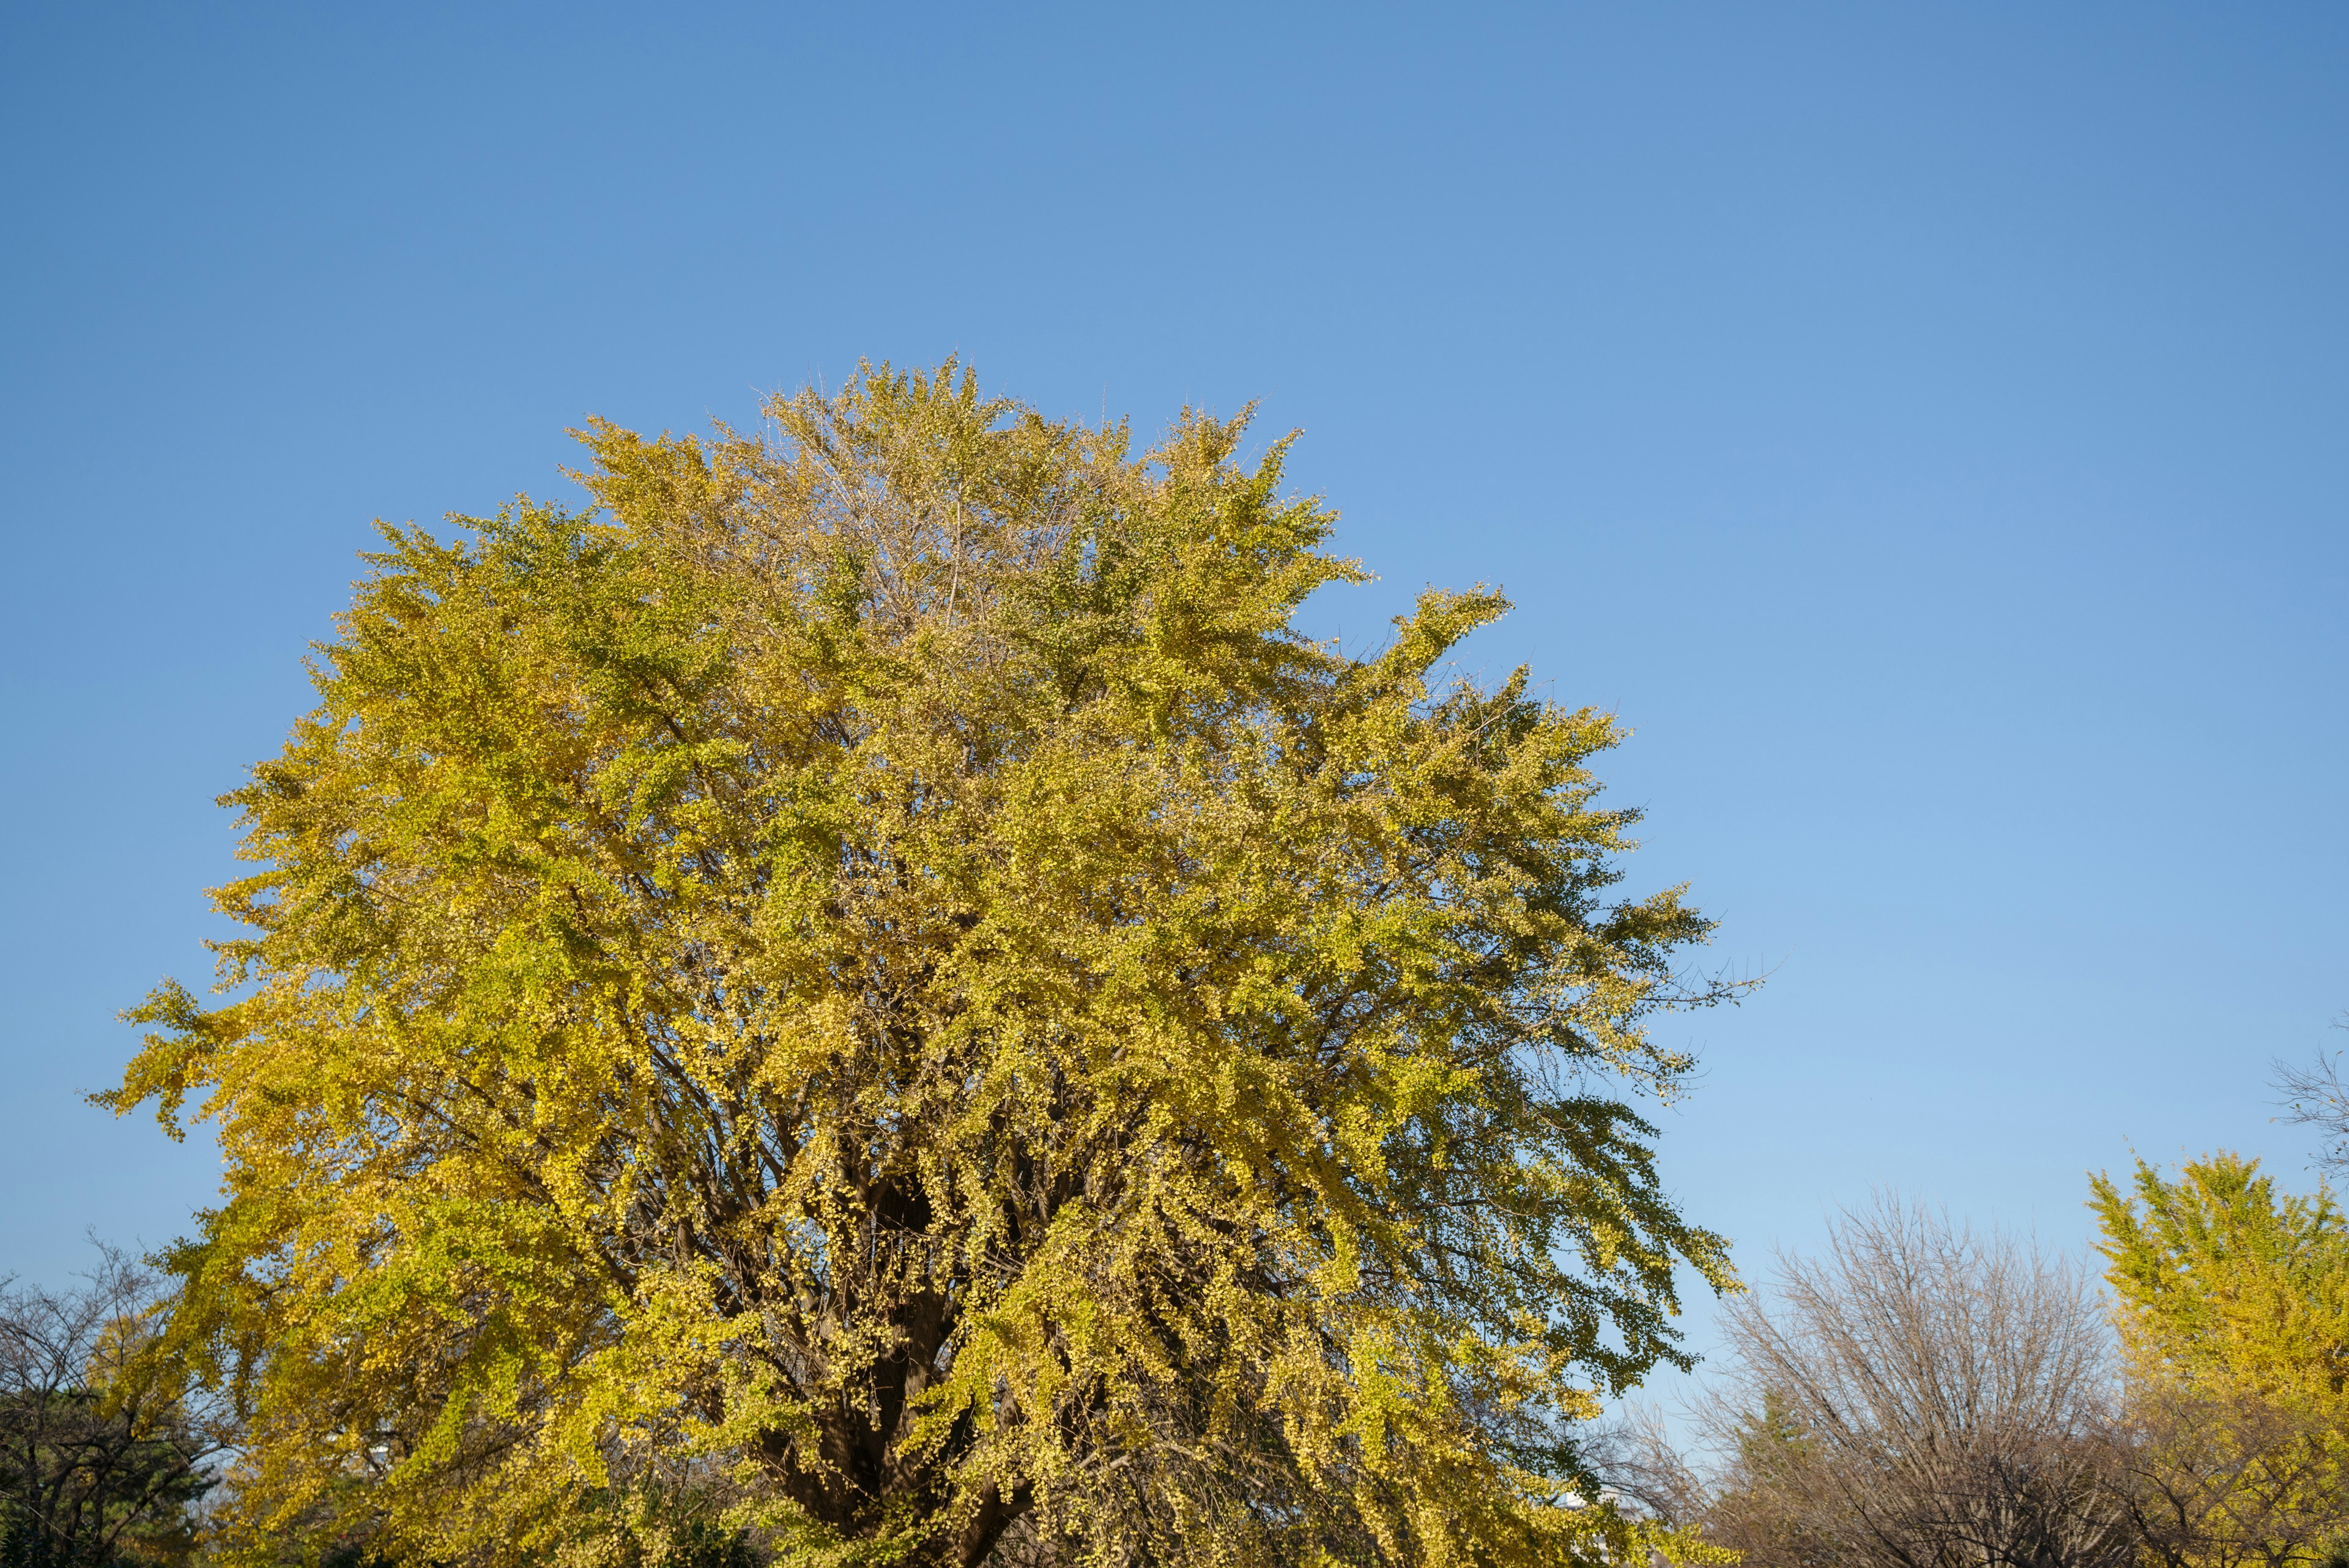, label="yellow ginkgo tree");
[108,363,1742,1568]
[2093,1154,2349,1568]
